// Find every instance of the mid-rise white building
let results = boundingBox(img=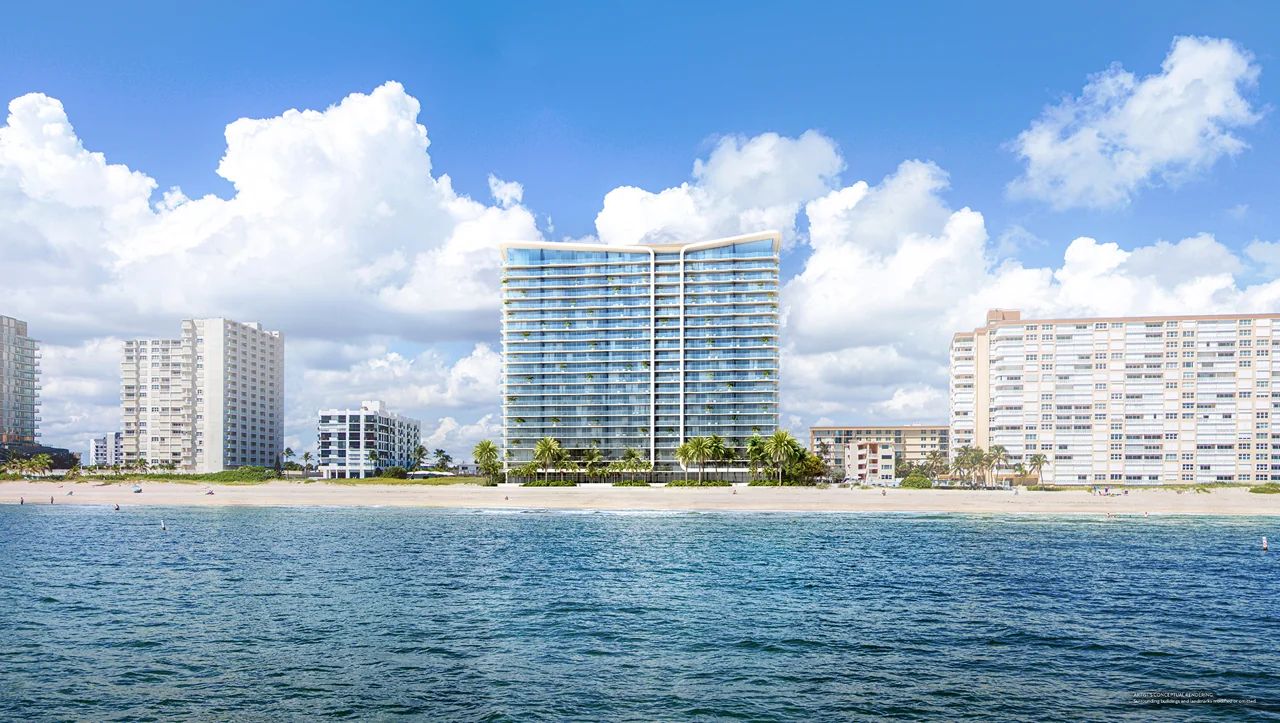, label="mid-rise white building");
[316,400,421,479]
[87,432,124,467]
[845,441,896,484]
[122,318,284,472]
[950,309,1280,486]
